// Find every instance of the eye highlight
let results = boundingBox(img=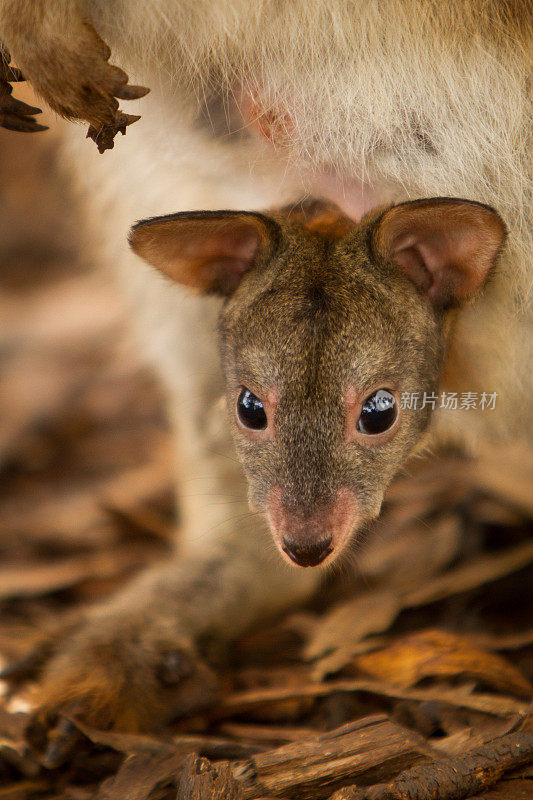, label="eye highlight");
[357,389,397,435]
[237,387,268,430]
